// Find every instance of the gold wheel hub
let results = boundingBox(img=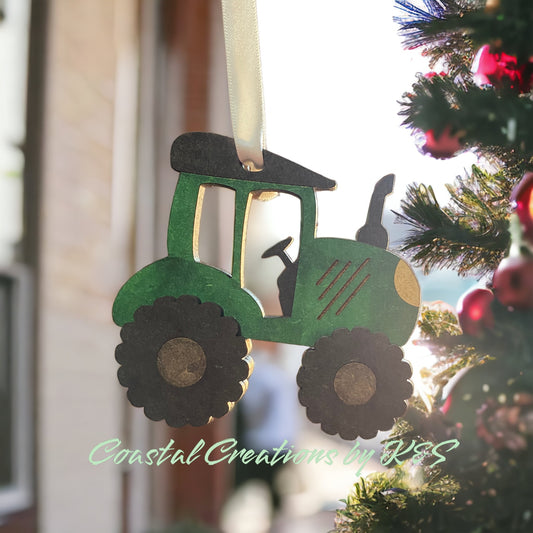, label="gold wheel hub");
[334,362,377,405]
[157,337,207,388]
